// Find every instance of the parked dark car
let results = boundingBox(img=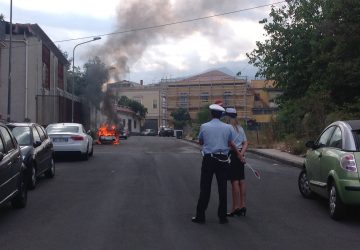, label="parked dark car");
[0,123,27,208]
[7,123,55,190]
[119,129,129,140]
[159,127,174,137]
